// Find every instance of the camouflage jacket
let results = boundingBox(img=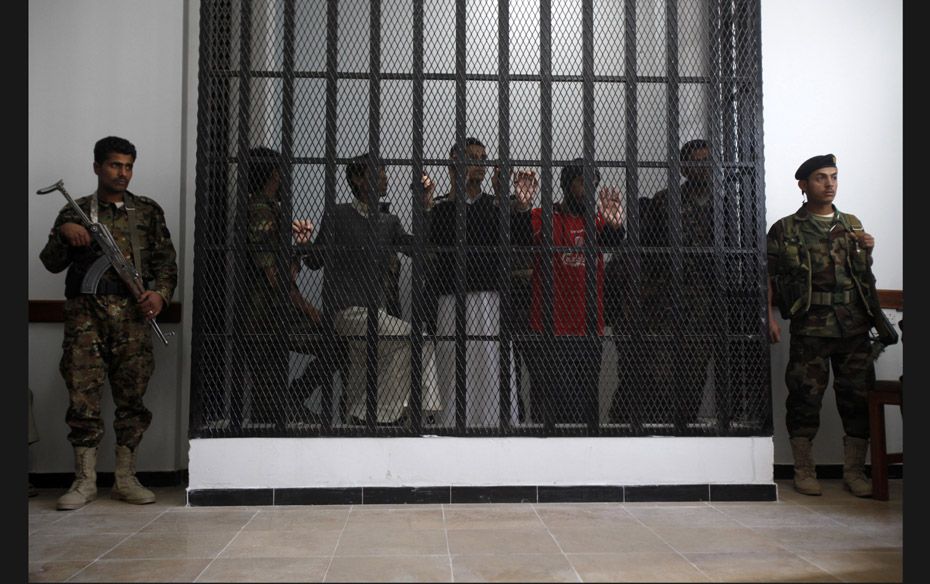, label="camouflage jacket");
[245,196,317,323]
[39,191,178,303]
[767,204,874,337]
